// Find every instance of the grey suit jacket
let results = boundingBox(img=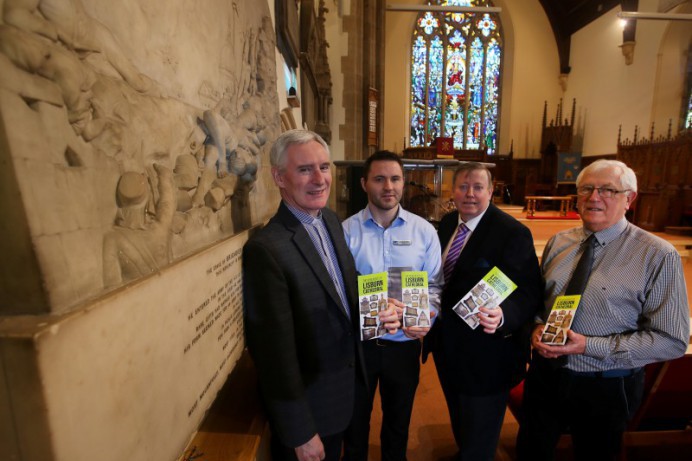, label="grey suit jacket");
[243,202,363,447]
